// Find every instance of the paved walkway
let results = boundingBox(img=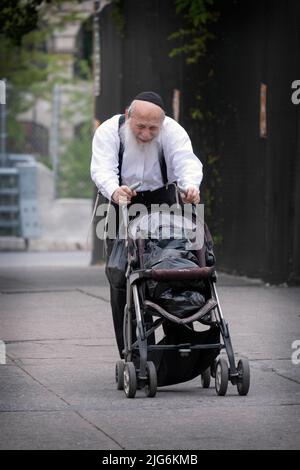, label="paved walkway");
[0,252,299,449]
